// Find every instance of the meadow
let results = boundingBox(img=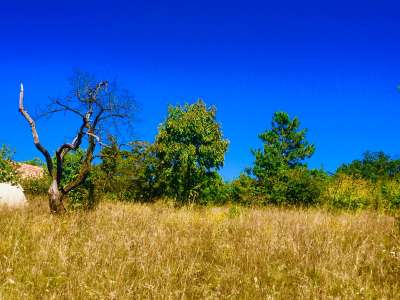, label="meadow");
[1,197,399,299]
